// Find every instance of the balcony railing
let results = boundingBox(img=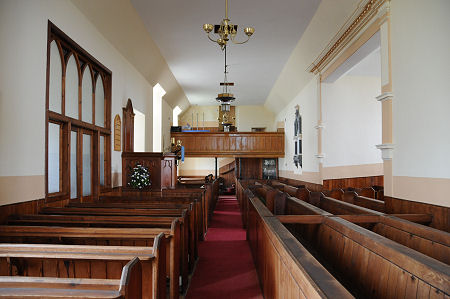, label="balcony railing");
[171,131,285,157]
